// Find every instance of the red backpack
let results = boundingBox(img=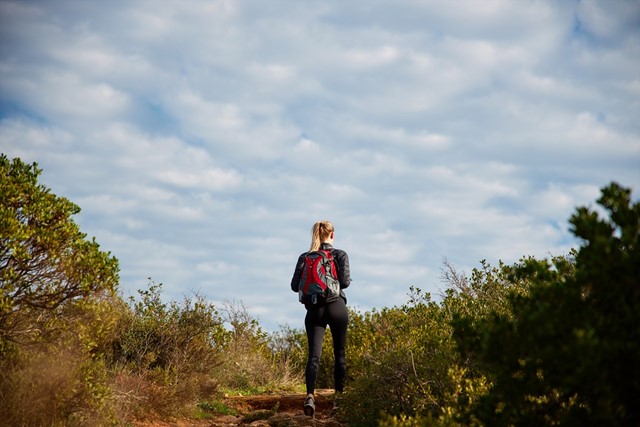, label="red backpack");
[298,250,341,304]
